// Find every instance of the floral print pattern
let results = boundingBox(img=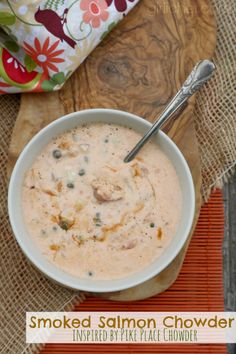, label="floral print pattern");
[106,0,135,12]
[0,0,139,93]
[23,37,65,74]
[81,0,109,28]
